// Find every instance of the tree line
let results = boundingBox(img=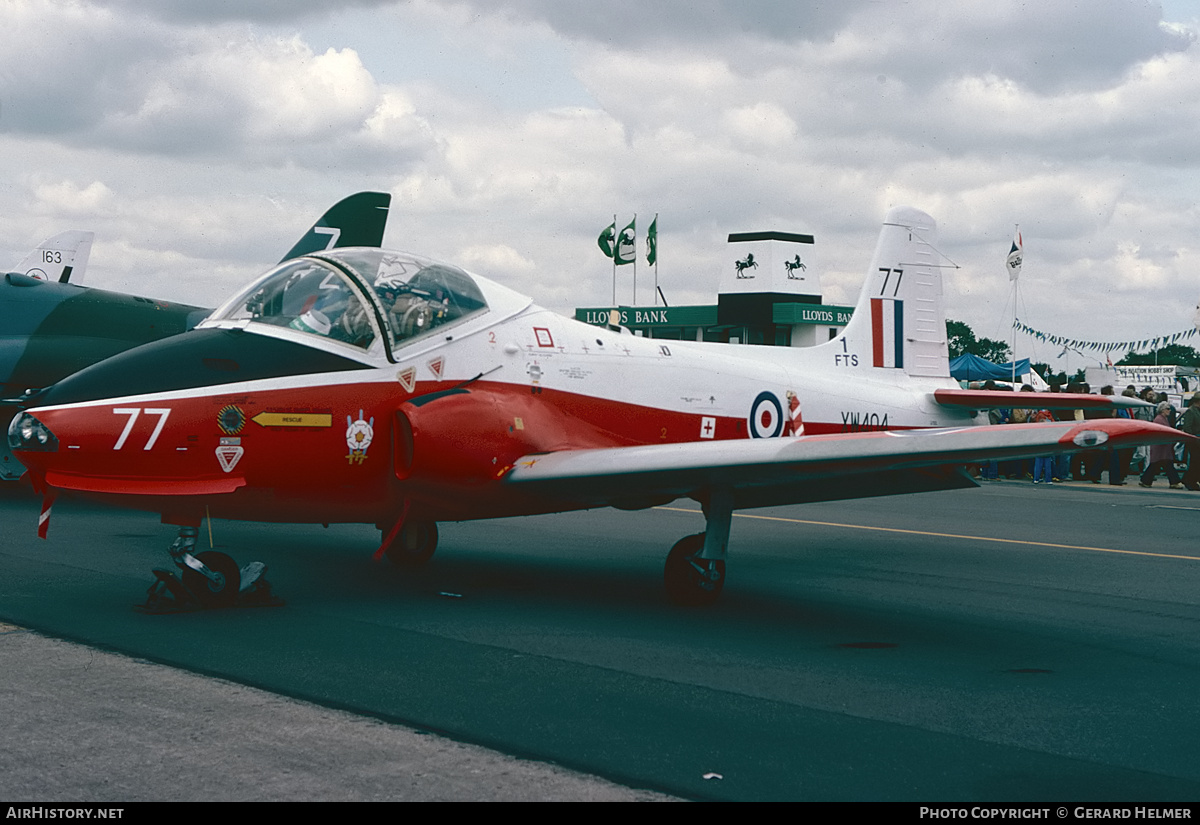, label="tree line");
[947,319,1200,385]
